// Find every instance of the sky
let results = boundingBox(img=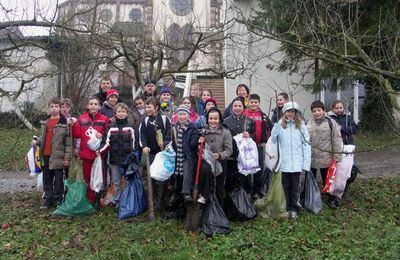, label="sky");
[0,0,66,36]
